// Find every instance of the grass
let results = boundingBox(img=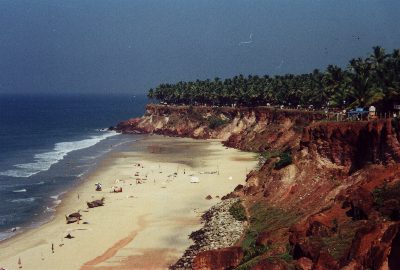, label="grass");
[317,220,361,260]
[257,149,293,170]
[229,200,247,221]
[372,182,400,206]
[372,181,400,220]
[238,203,300,267]
[234,256,262,270]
